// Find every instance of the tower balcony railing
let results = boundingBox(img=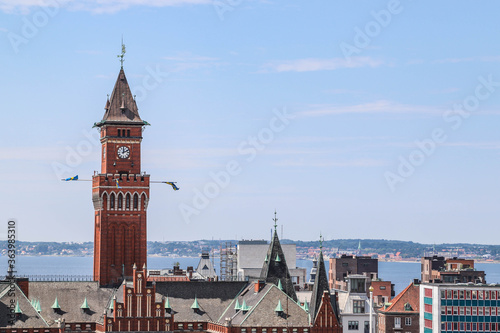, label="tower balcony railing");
[17,275,93,282]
